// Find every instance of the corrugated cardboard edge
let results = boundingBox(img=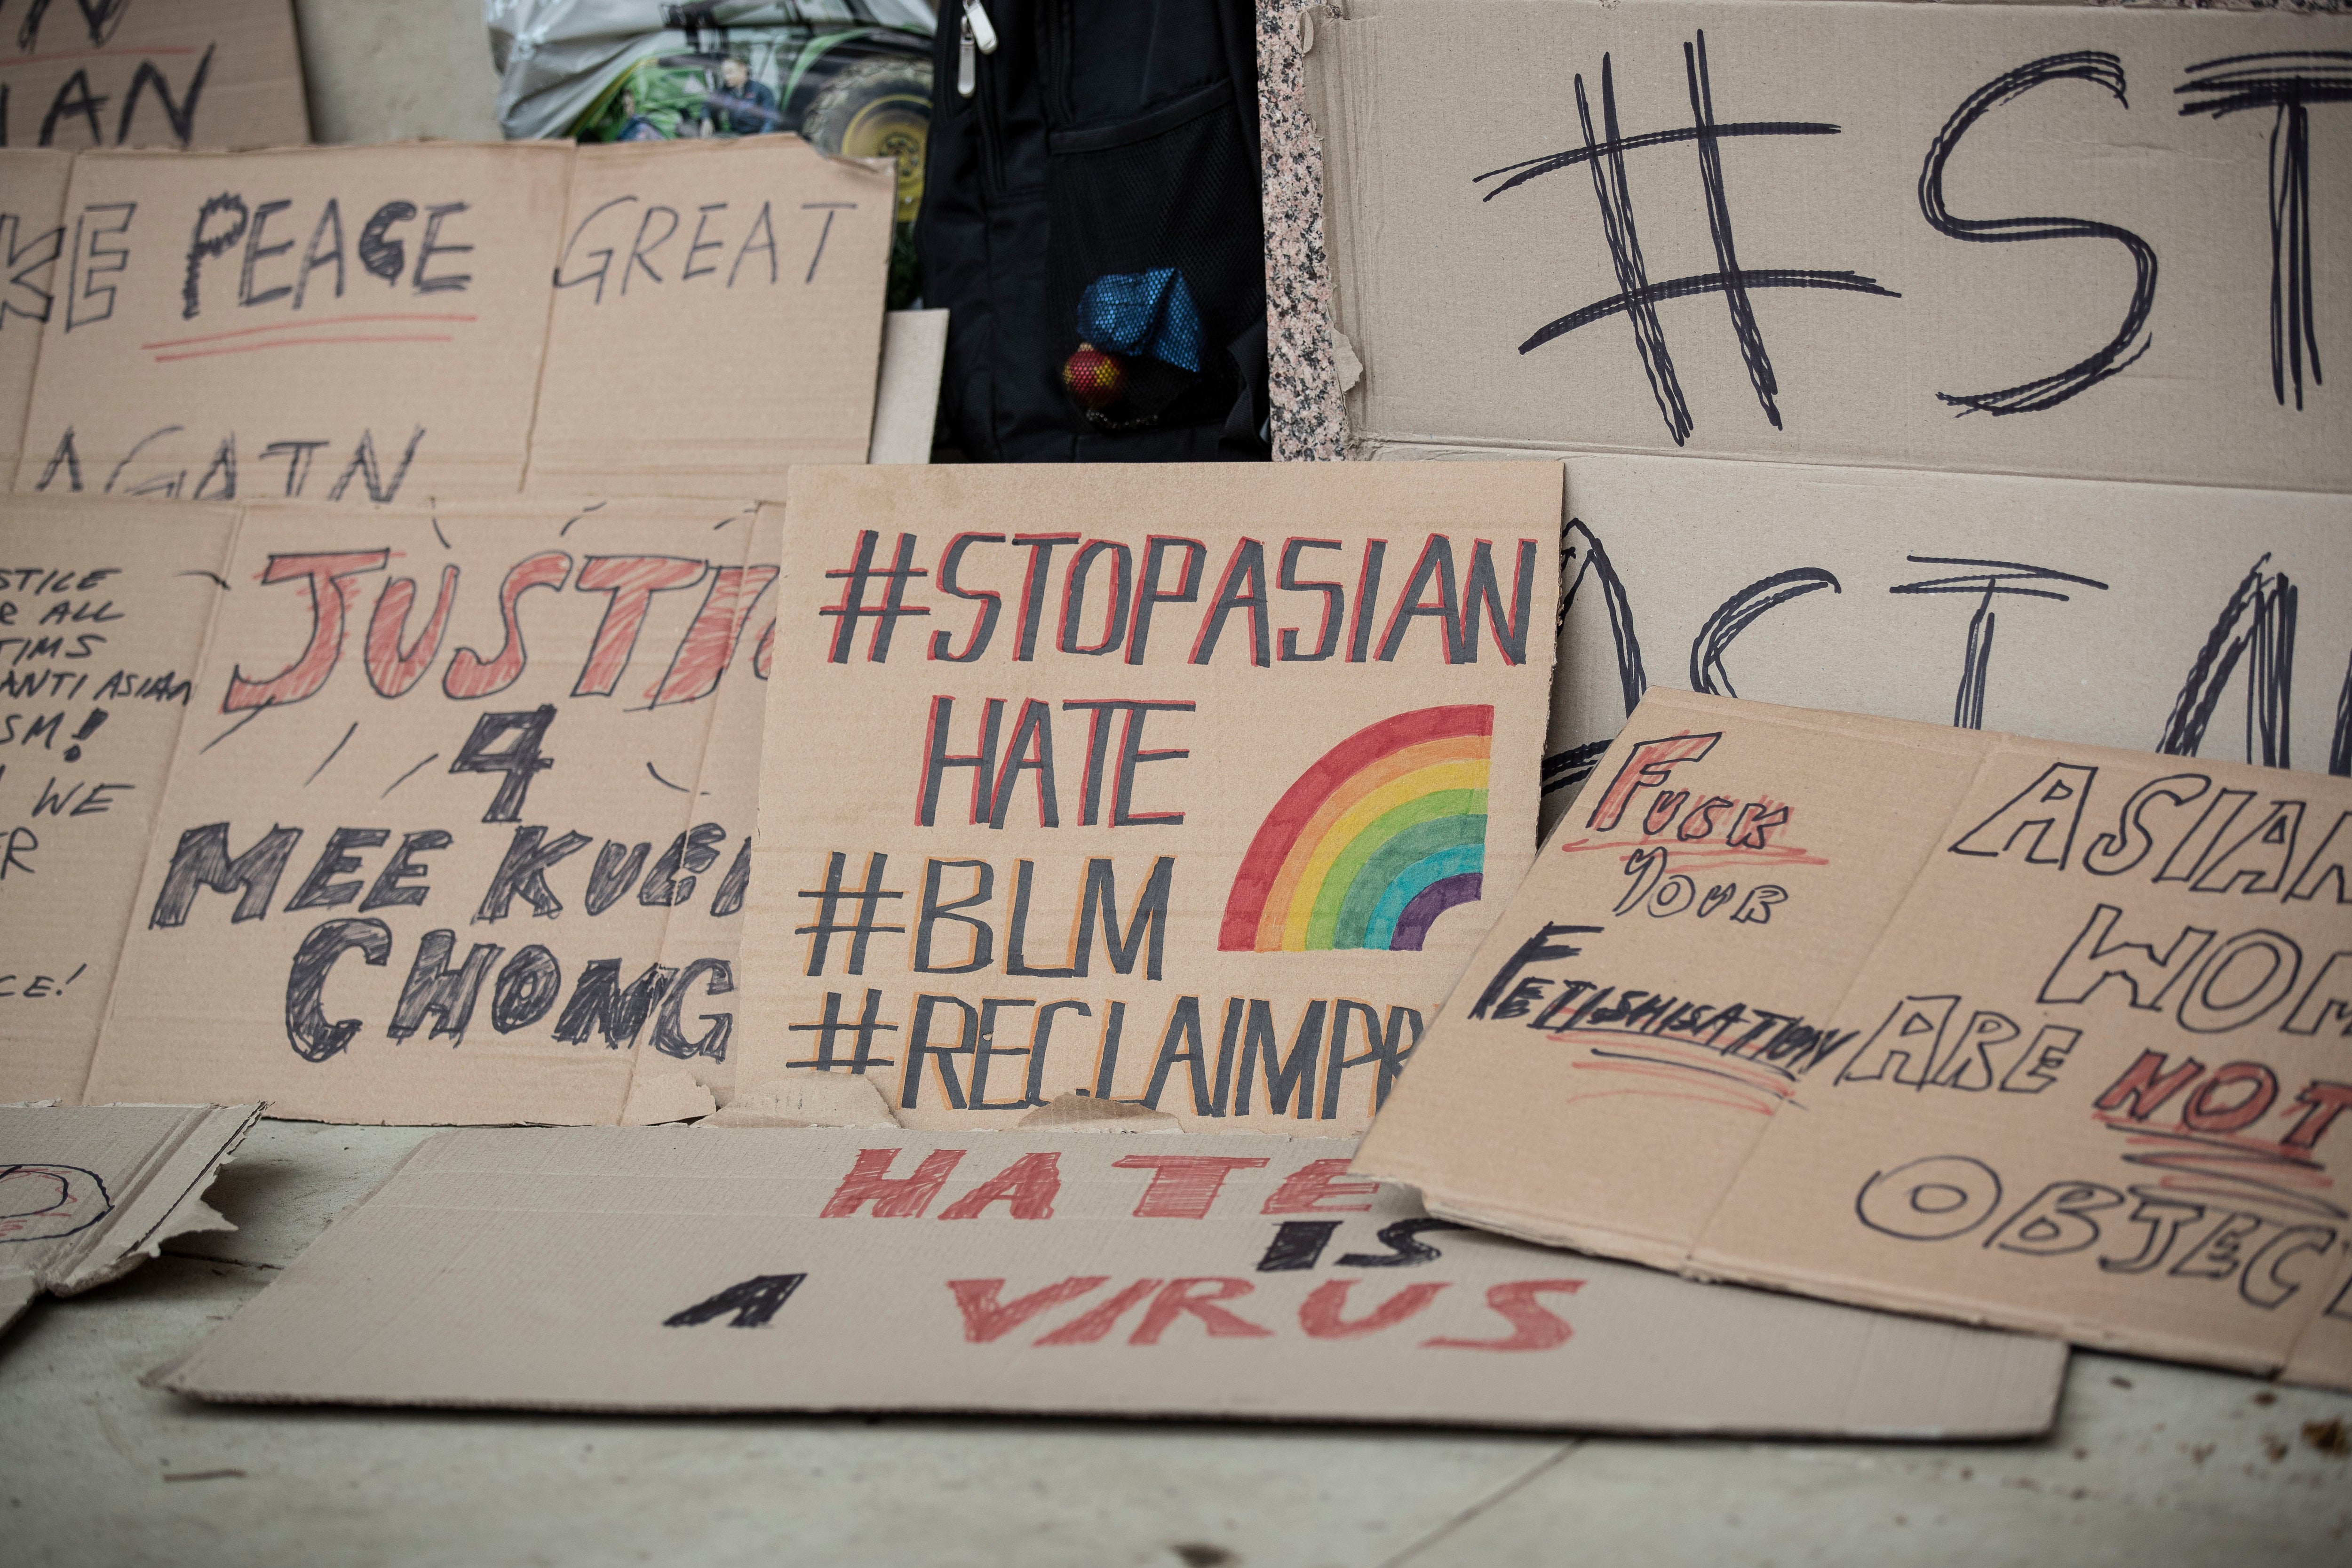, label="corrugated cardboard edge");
[1358,689,2351,1391]
[45,1103,263,1297]
[1016,1092,1184,1132]
[618,1068,718,1126]
[2280,1245,2352,1389]
[0,1272,38,1337]
[135,1379,2053,1437]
